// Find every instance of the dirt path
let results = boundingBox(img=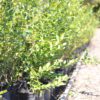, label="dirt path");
[68,28,100,100]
